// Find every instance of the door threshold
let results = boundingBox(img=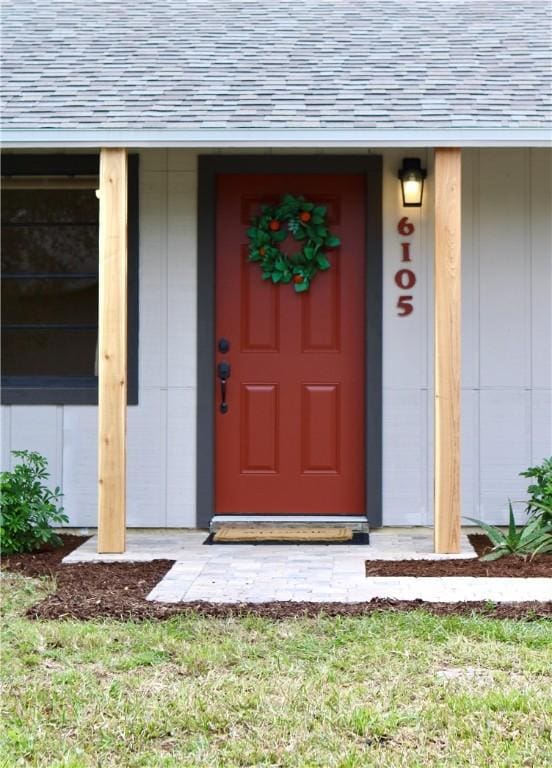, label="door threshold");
[210,515,369,533]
